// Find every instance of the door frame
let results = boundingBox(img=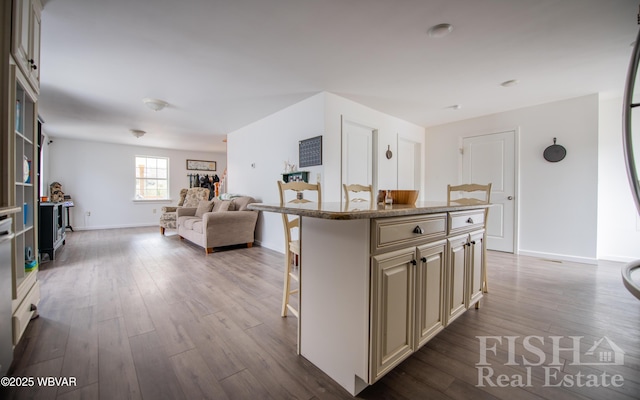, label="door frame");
[458,128,520,254]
